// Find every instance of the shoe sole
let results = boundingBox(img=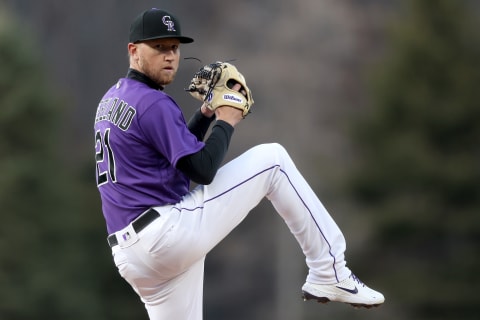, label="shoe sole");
[302,291,382,309]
